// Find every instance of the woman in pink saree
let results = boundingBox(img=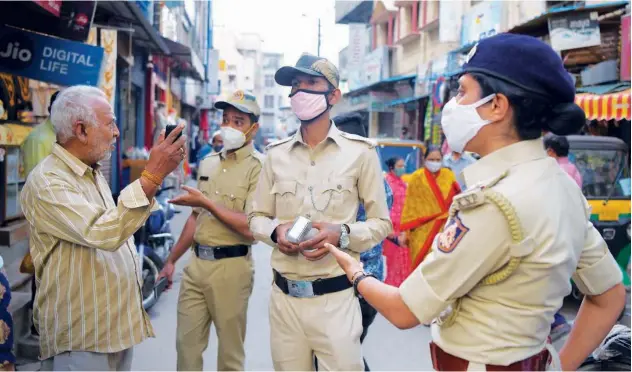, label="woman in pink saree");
[383,157,410,287]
